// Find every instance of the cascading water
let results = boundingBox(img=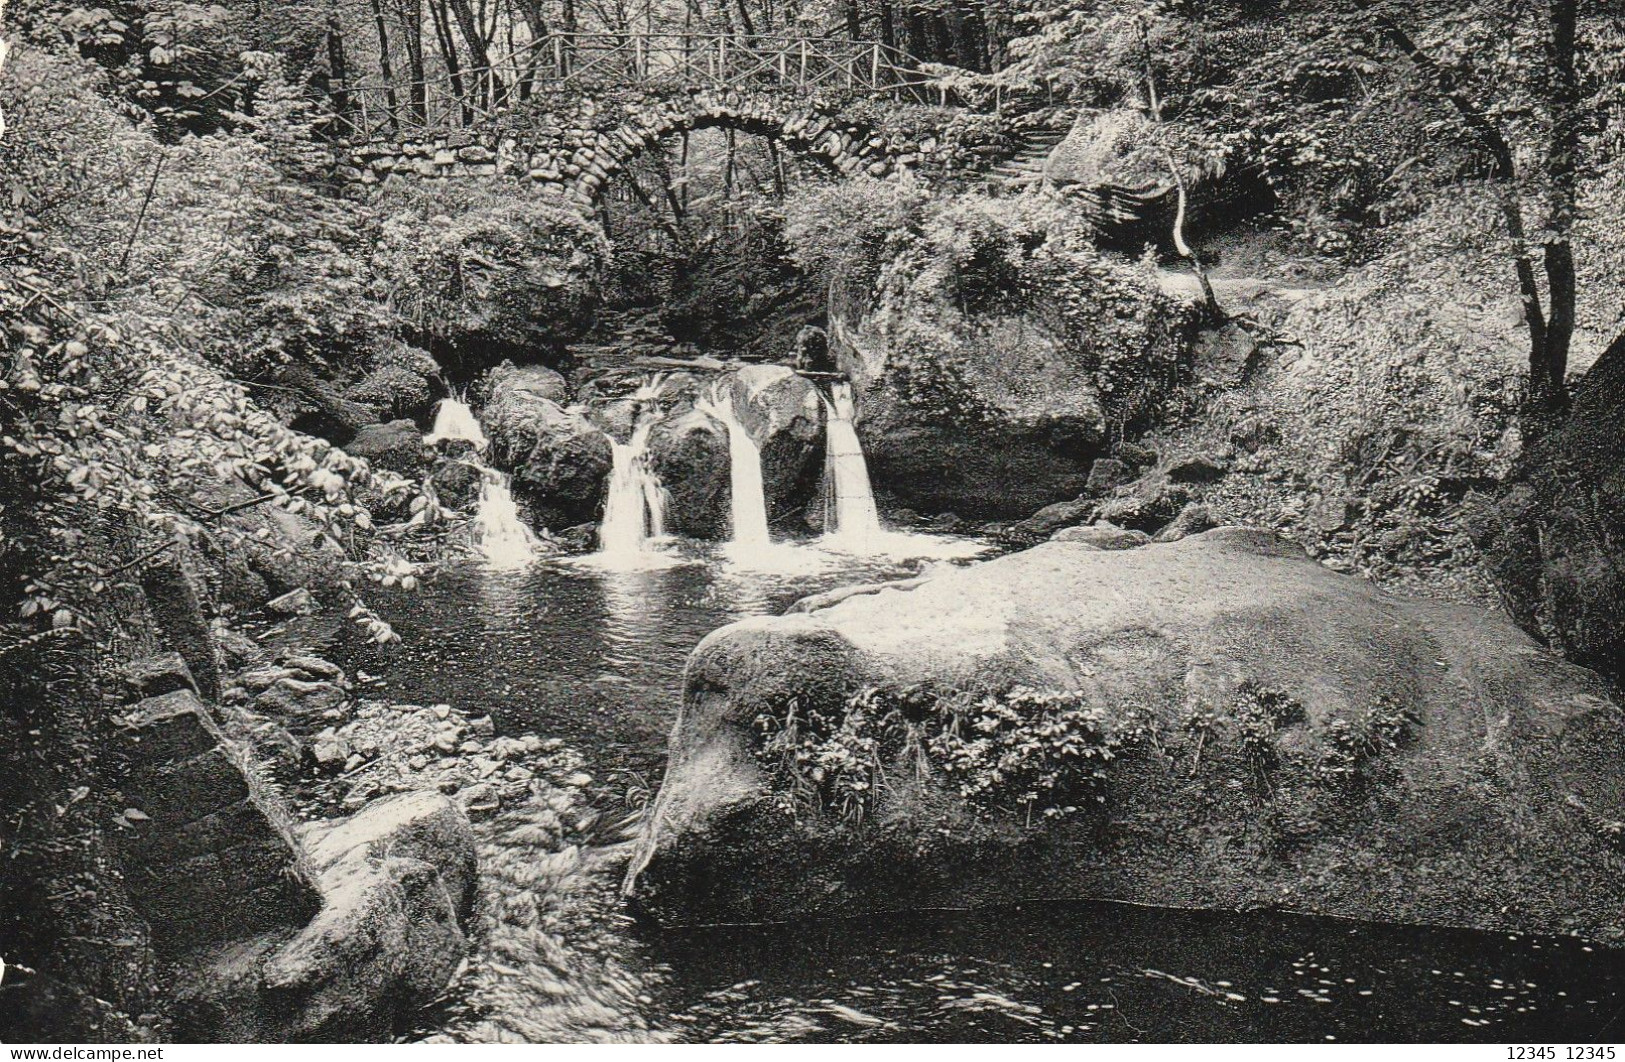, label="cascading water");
[598,418,667,558]
[696,391,771,550]
[423,397,539,568]
[472,470,544,569]
[425,395,488,451]
[822,382,882,546]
